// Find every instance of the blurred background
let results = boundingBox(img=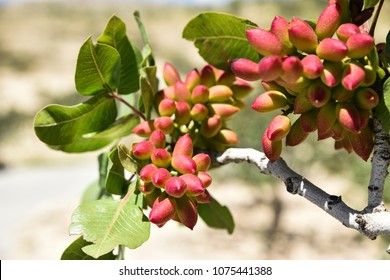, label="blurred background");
[0,0,390,259]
